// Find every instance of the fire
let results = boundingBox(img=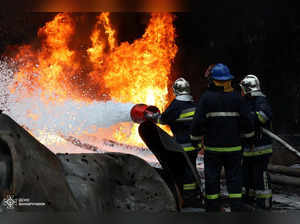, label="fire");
[11,13,80,101]
[8,12,178,147]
